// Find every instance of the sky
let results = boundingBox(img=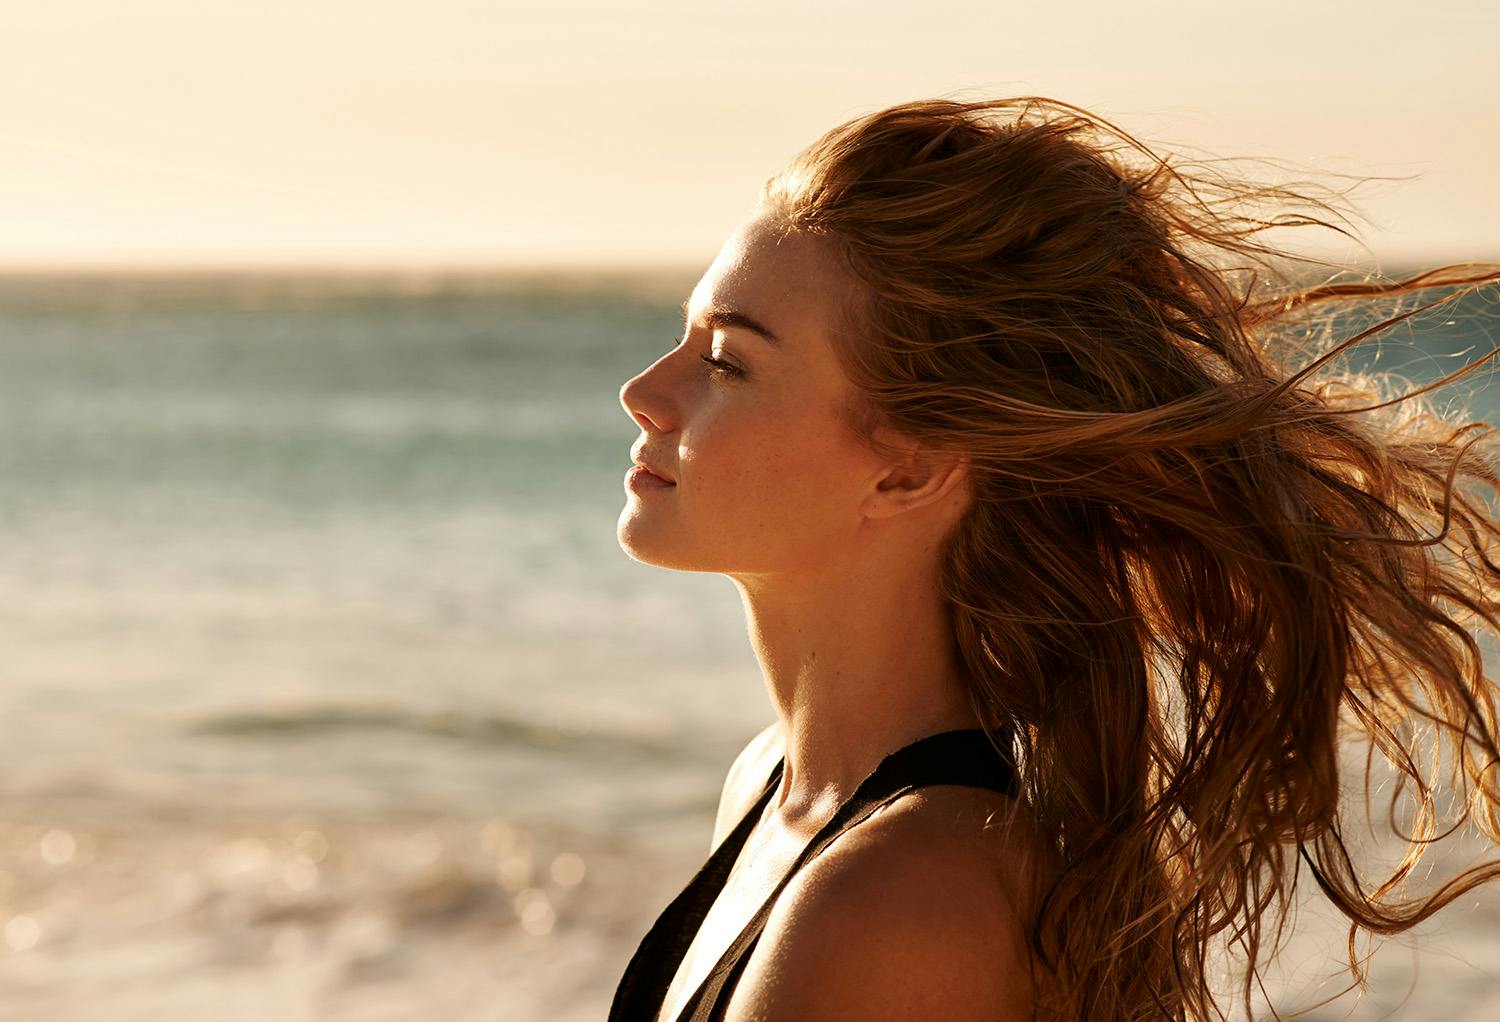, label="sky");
[2,0,1495,270]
